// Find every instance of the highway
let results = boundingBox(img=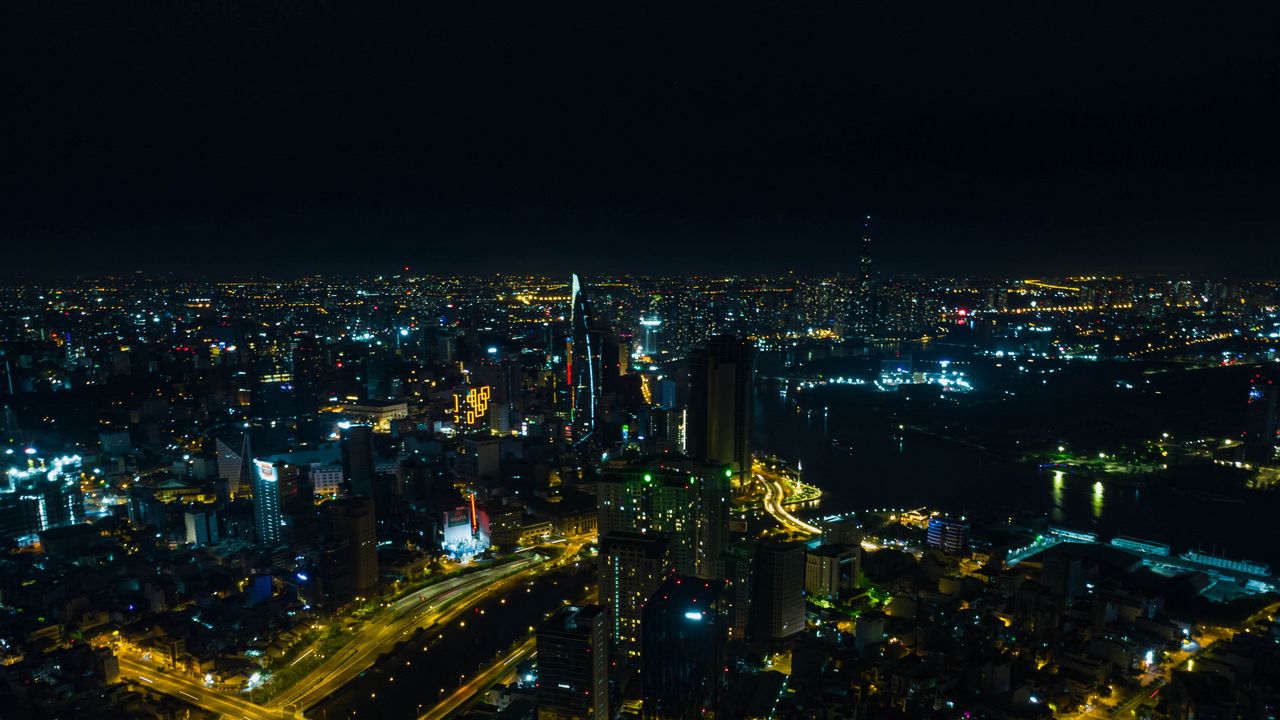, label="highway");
[120,656,280,720]
[117,555,544,720]
[754,461,821,535]
[275,555,542,713]
[418,636,536,720]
